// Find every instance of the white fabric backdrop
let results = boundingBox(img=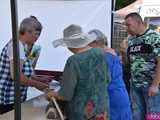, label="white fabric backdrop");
[0,0,112,71]
[0,0,112,99]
